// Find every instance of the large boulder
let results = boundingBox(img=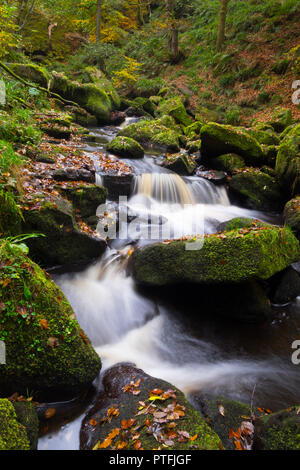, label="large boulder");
[7,63,50,88]
[229,168,283,211]
[57,184,108,219]
[0,400,30,450]
[254,406,300,450]
[80,364,222,450]
[117,117,181,153]
[200,123,263,165]
[132,226,299,286]
[157,97,192,127]
[50,72,117,124]
[107,136,144,159]
[268,107,293,133]
[276,124,300,196]
[211,153,245,175]
[22,196,106,266]
[0,241,101,396]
